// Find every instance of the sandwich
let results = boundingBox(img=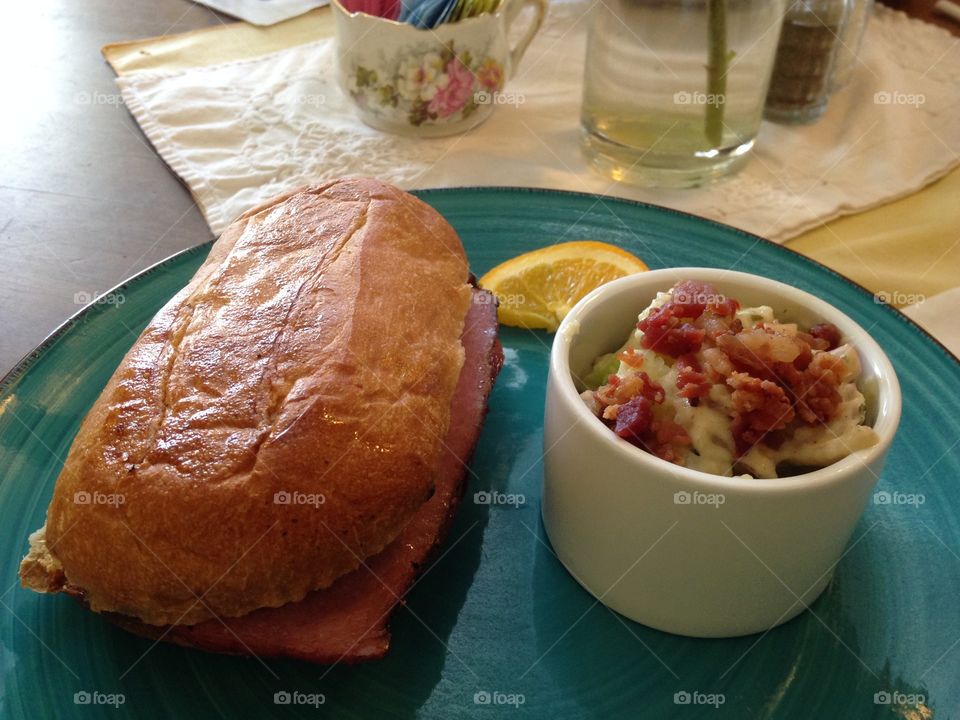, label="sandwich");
[19,178,503,663]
